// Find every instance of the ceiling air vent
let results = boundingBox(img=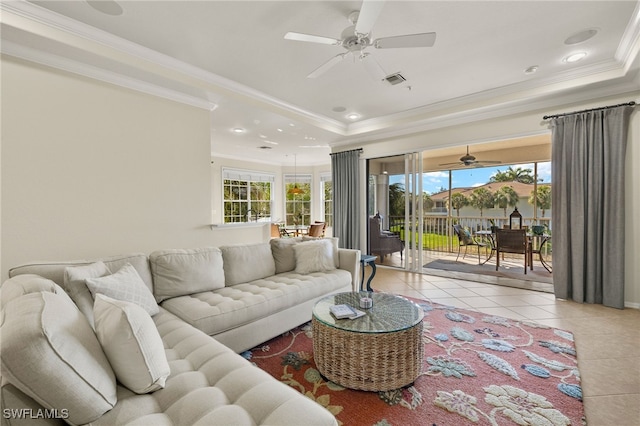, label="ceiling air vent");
[384,72,406,85]
[258,146,272,150]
